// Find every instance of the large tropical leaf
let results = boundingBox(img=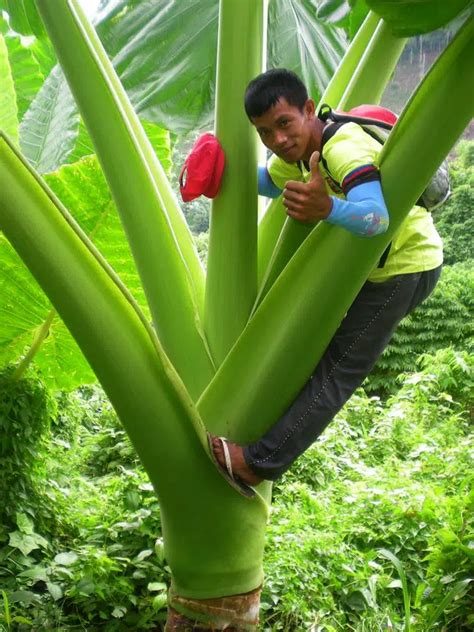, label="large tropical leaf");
[316,0,370,37]
[0,19,56,119]
[0,34,18,144]
[95,0,219,134]
[19,65,79,173]
[366,0,473,36]
[0,235,96,390]
[12,0,347,169]
[0,0,45,38]
[268,0,347,99]
[0,131,168,388]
